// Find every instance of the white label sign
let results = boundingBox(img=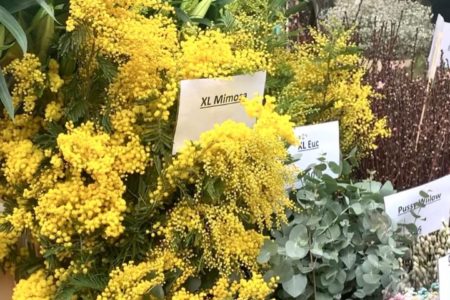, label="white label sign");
[384,175,450,235]
[428,14,450,79]
[439,255,450,299]
[287,121,340,179]
[172,71,266,154]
